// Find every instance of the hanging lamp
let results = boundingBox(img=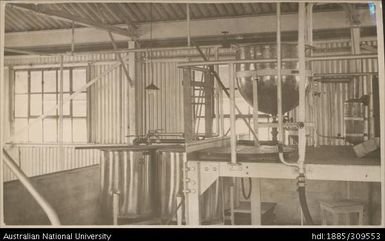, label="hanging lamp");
[145,2,159,93]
